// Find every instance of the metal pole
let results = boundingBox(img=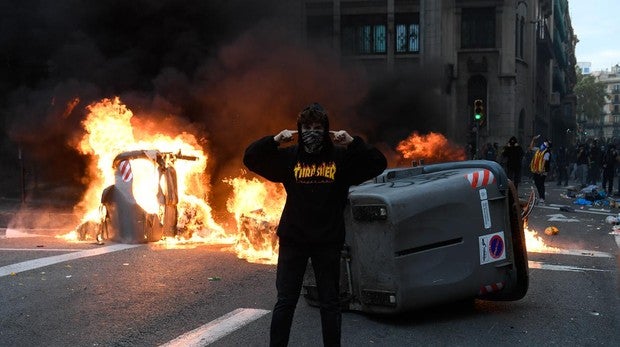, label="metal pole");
[475,123,480,159]
[19,144,25,204]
